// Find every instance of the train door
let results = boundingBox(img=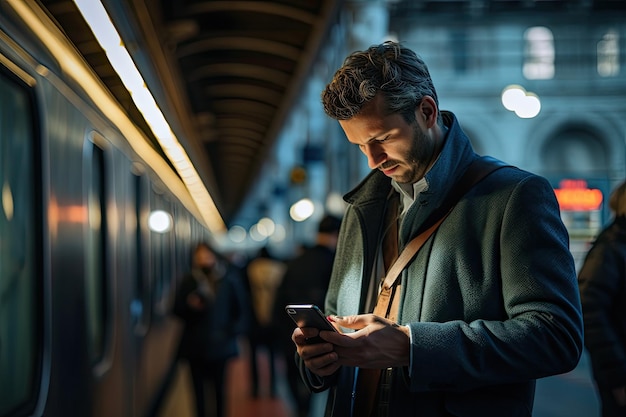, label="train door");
[0,52,45,417]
